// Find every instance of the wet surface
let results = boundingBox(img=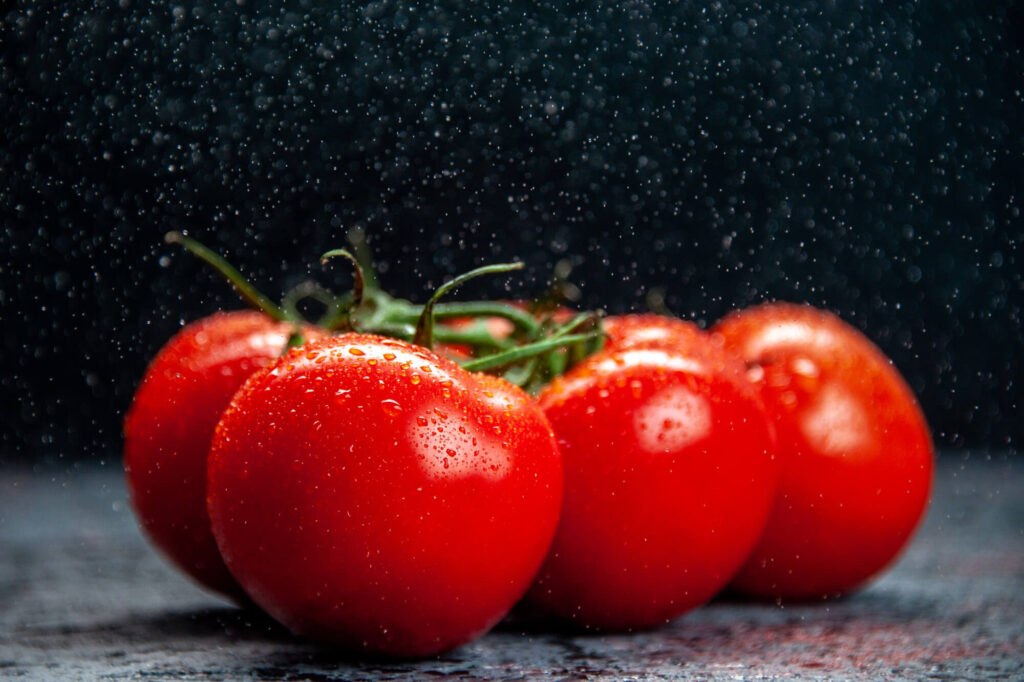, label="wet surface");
[1,455,1022,680]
